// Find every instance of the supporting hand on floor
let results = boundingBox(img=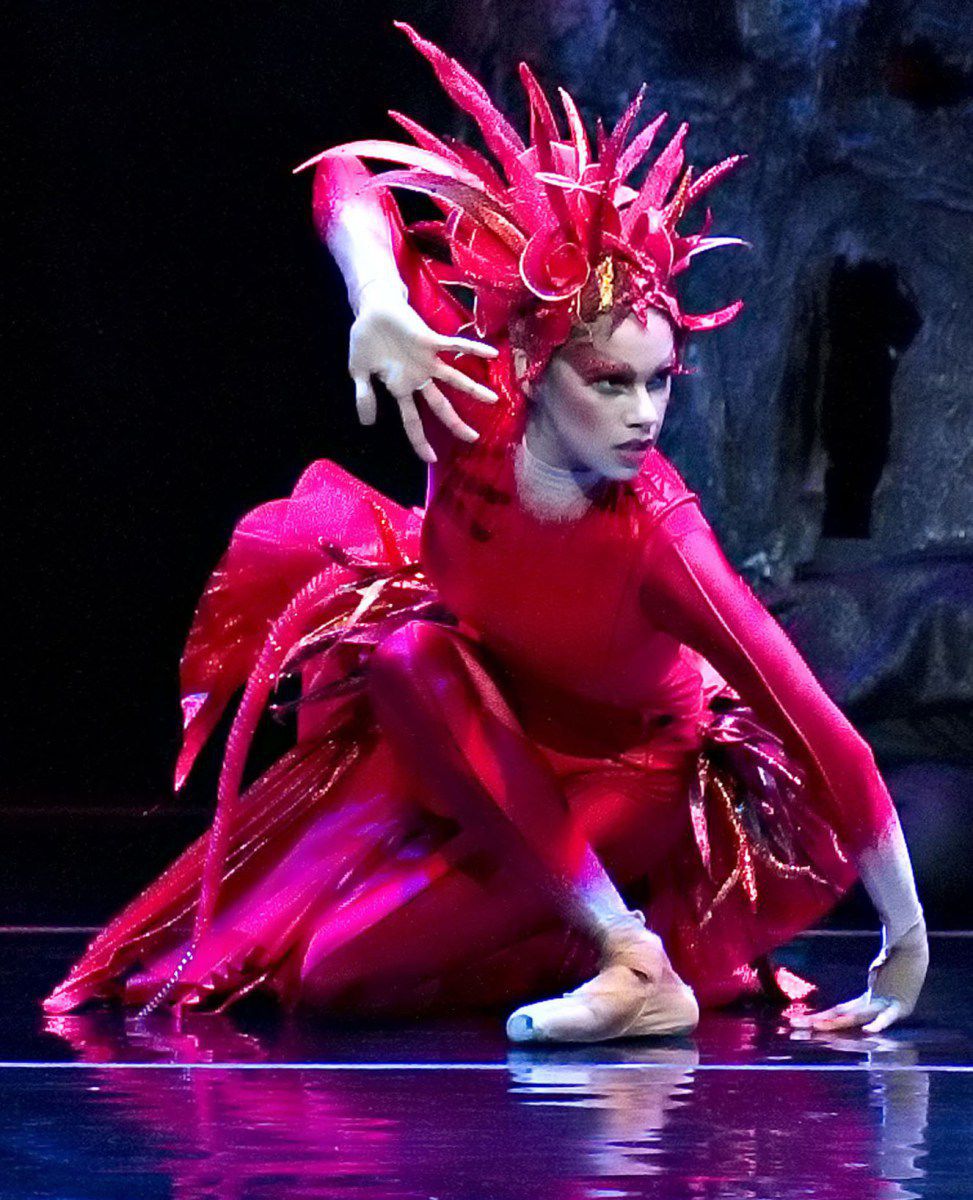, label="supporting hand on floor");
[788,916,928,1034]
